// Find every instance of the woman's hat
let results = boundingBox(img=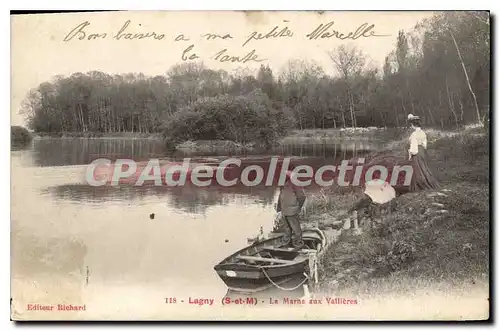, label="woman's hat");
[407,114,420,121]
